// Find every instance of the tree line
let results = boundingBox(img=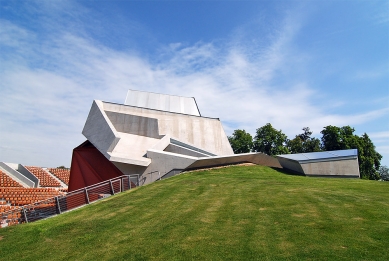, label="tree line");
[228,123,387,180]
